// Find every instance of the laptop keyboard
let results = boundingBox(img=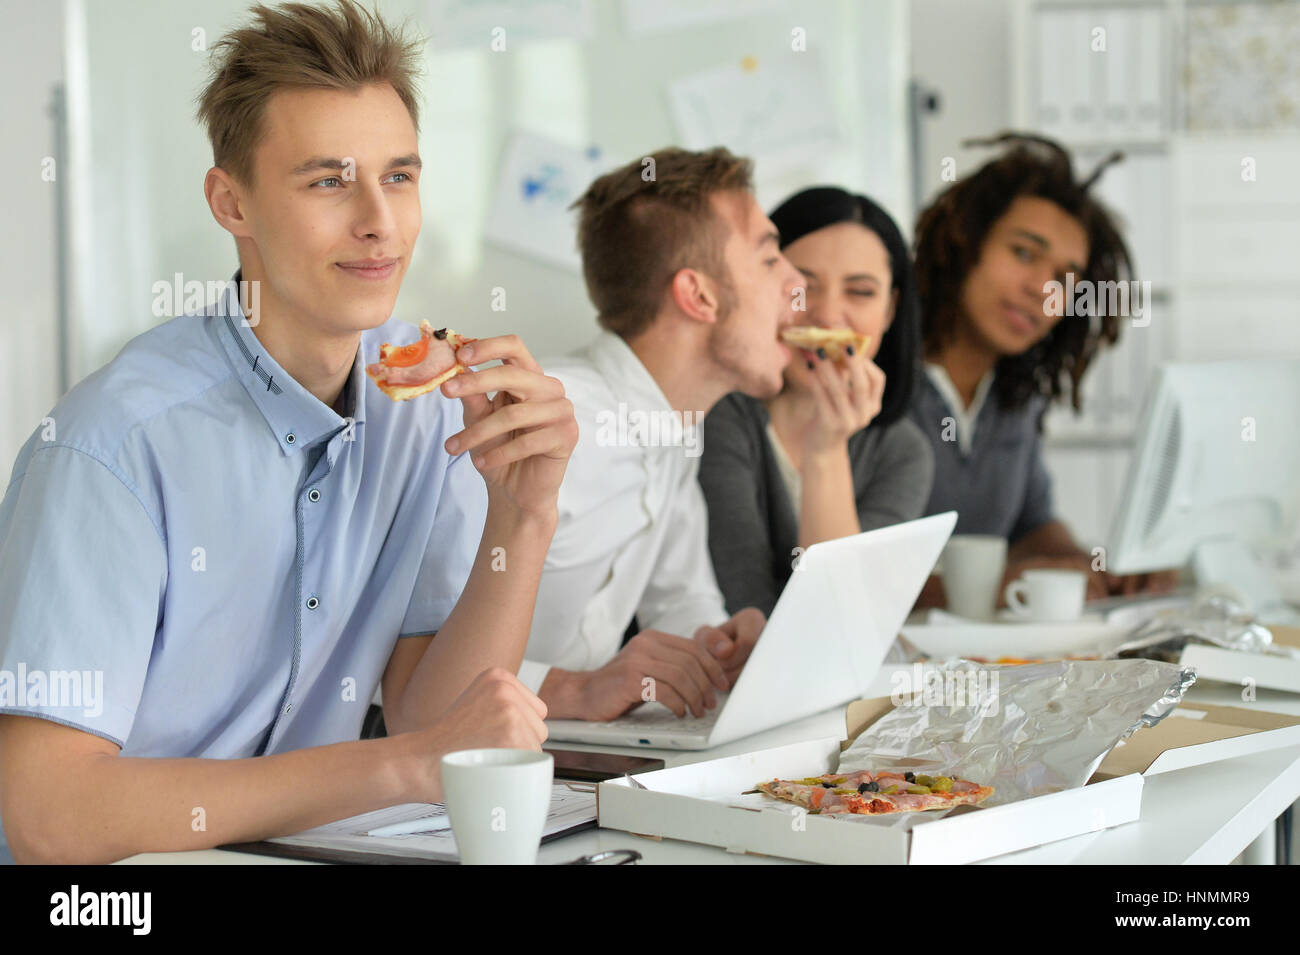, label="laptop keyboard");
[594,695,729,733]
